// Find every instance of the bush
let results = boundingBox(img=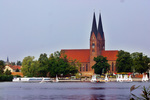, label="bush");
[14,75,21,77]
[0,75,13,81]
